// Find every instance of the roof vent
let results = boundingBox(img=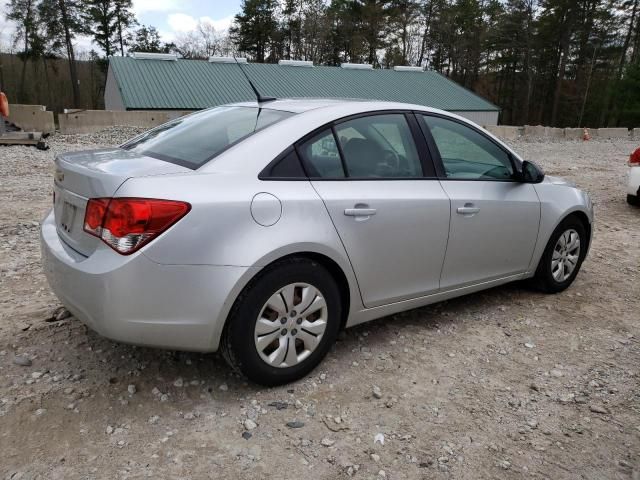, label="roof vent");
[132,52,178,61]
[394,66,424,72]
[209,56,247,64]
[340,63,373,70]
[278,60,314,67]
